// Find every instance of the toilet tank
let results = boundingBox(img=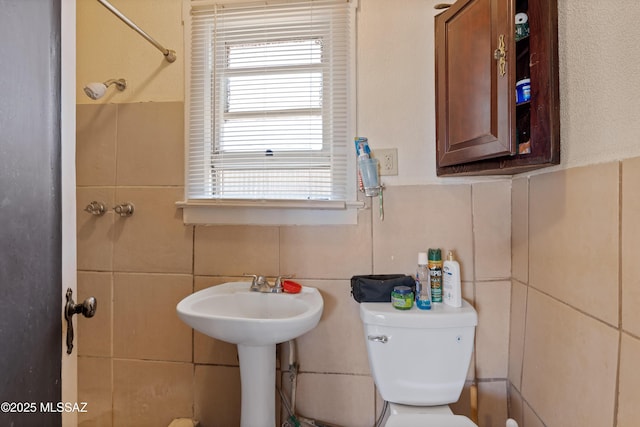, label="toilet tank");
[360,300,477,406]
